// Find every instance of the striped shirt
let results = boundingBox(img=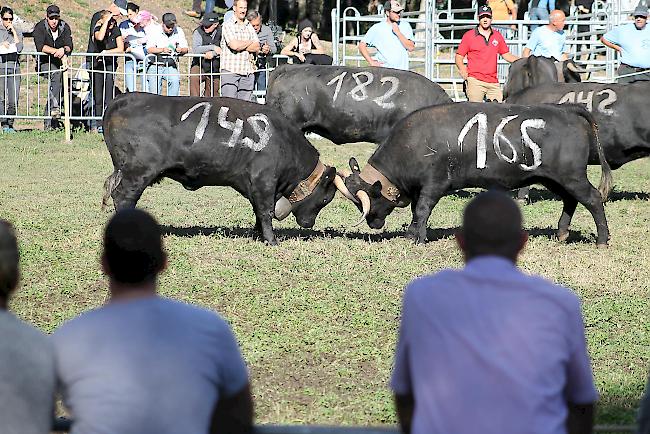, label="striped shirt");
[220,16,258,75]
